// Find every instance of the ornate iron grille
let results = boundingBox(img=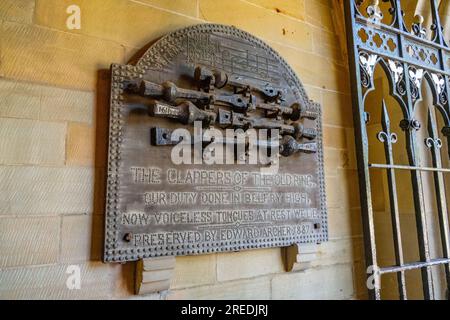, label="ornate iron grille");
[345,0,450,299]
